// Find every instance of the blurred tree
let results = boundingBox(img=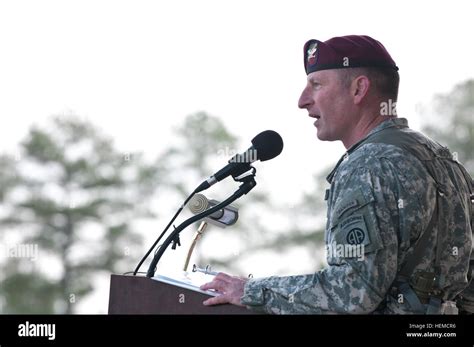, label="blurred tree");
[421,79,474,176]
[0,116,160,313]
[157,111,239,196]
[256,168,329,268]
[0,155,20,202]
